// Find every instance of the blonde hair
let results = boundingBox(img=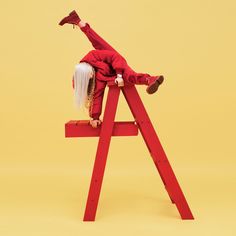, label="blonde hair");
[73,62,95,111]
